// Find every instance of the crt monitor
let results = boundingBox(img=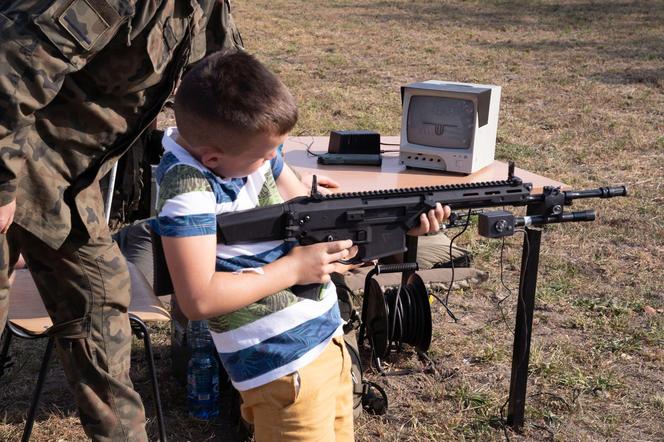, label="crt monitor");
[399,80,501,174]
